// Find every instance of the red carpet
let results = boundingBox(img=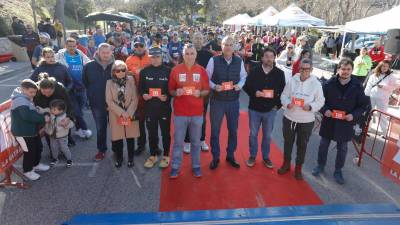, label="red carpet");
[160,111,323,212]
